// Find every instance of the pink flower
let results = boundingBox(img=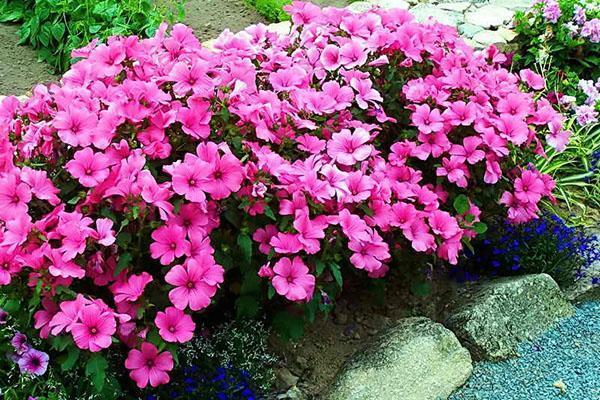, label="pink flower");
[150,225,190,265]
[436,157,469,188]
[71,304,116,352]
[66,148,111,187]
[164,258,224,311]
[53,106,98,147]
[271,257,315,302]
[170,157,210,203]
[348,231,391,273]
[320,45,342,70]
[155,307,195,343]
[327,128,372,165]
[197,153,244,200]
[514,170,546,204]
[443,101,477,126]
[428,210,461,240]
[450,136,485,165]
[494,115,529,146]
[93,218,116,246]
[0,175,31,220]
[112,272,154,303]
[520,69,545,90]
[412,104,444,134]
[253,225,278,254]
[125,342,173,388]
